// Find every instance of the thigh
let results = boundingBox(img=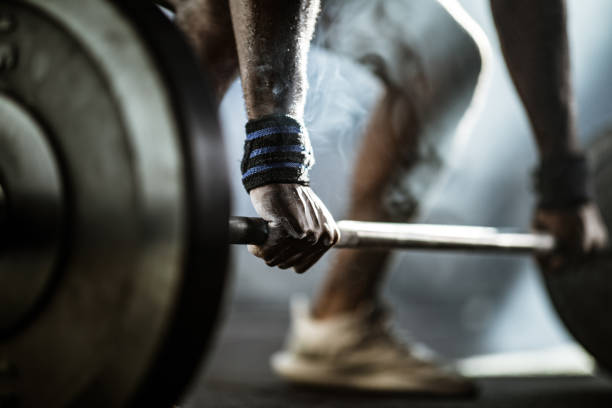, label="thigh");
[317,0,485,111]
[316,0,488,215]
